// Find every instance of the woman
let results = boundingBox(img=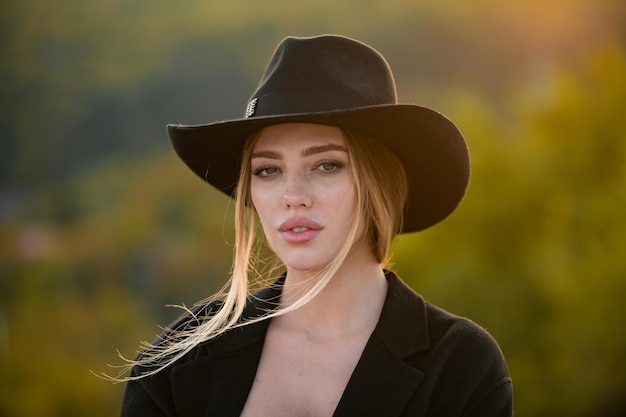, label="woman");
[119,35,513,416]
